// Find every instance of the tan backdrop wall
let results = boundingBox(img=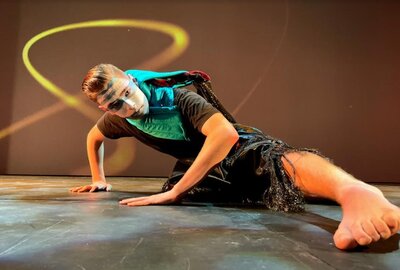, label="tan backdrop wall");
[1,0,399,183]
